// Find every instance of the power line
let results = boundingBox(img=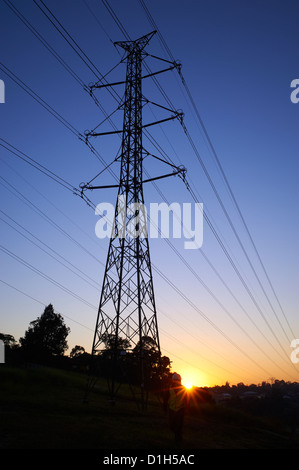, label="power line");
[0,60,117,177]
[159,328,247,384]
[137,1,296,365]
[5,0,121,179]
[33,0,122,103]
[142,104,293,366]
[138,0,296,342]
[185,181,295,368]
[7,0,290,354]
[3,0,85,88]
[151,263,275,379]
[82,0,117,48]
[2,0,298,382]
[1,187,270,381]
[0,276,250,384]
[97,0,272,307]
[2,163,283,382]
[0,209,100,291]
[0,138,79,195]
[0,152,107,260]
[2,154,295,380]
[146,177,294,373]
[182,123,294,346]
[0,174,104,268]
[5,0,122,174]
[138,0,174,62]
[0,62,81,137]
[68,3,295,370]
[141,133,295,371]
[0,244,97,310]
[3,0,122,161]
[73,184,297,378]
[144,142,295,369]
[0,279,94,333]
[101,0,131,41]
